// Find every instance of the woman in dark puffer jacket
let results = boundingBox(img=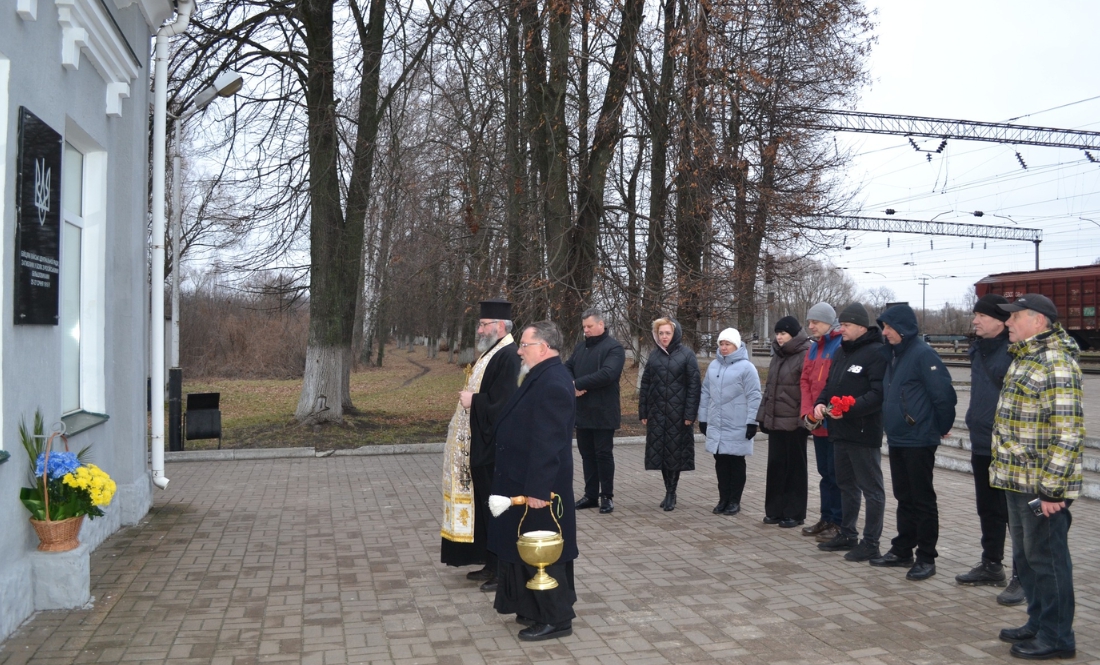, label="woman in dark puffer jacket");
[639,317,701,511]
[757,316,812,528]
